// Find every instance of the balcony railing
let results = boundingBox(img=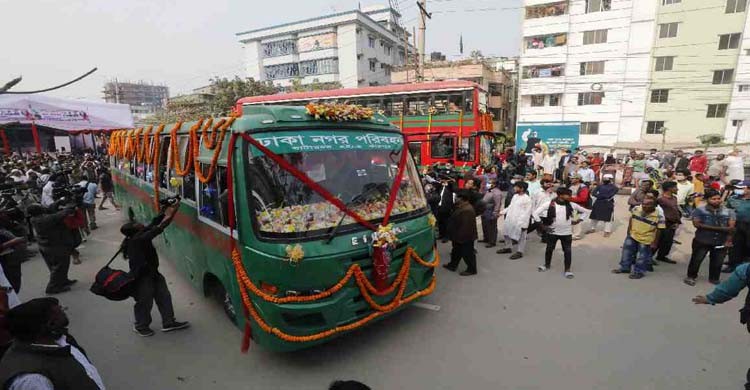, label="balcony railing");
[525,33,567,50]
[523,64,565,79]
[525,1,568,19]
